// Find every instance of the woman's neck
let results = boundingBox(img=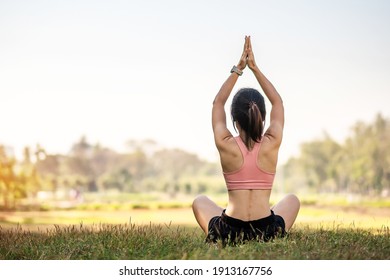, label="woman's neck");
[238,132,255,151]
